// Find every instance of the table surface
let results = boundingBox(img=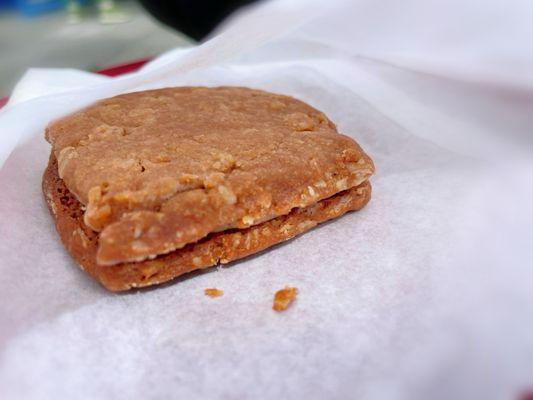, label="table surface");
[0,1,191,95]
